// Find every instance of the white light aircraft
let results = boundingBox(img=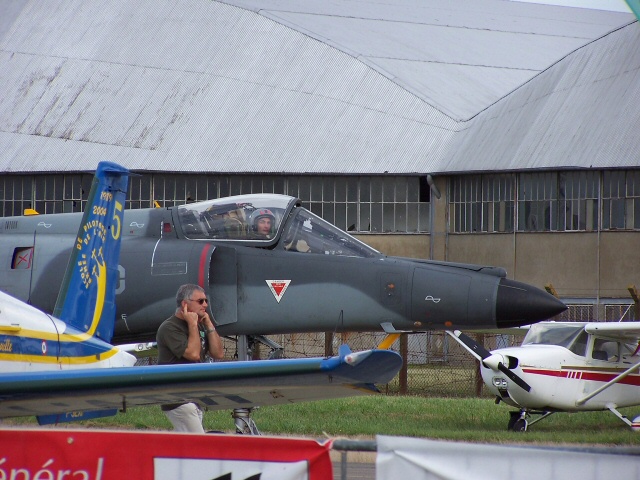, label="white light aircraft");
[449,321,640,431]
